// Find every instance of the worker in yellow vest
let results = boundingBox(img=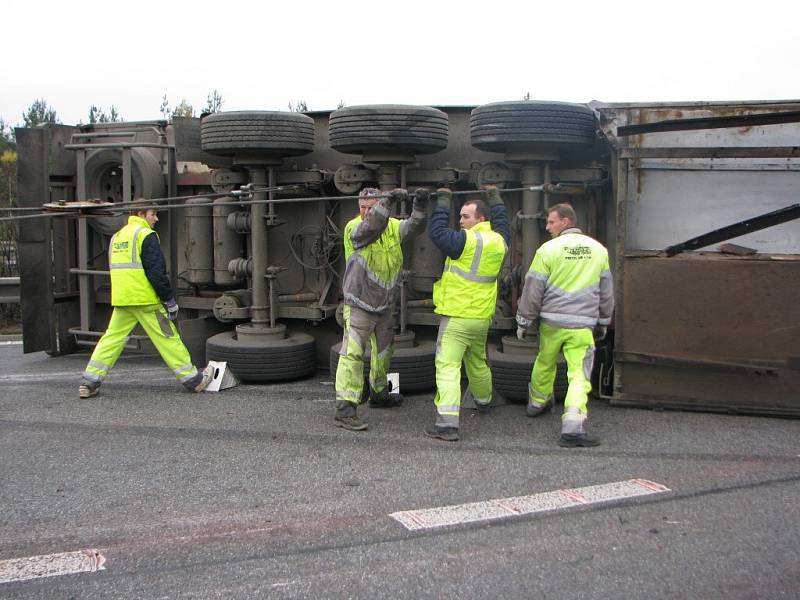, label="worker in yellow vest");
[334,187,428,431]
[517,203,614,447]
[79,205,213,398]
[425,186,509,441]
